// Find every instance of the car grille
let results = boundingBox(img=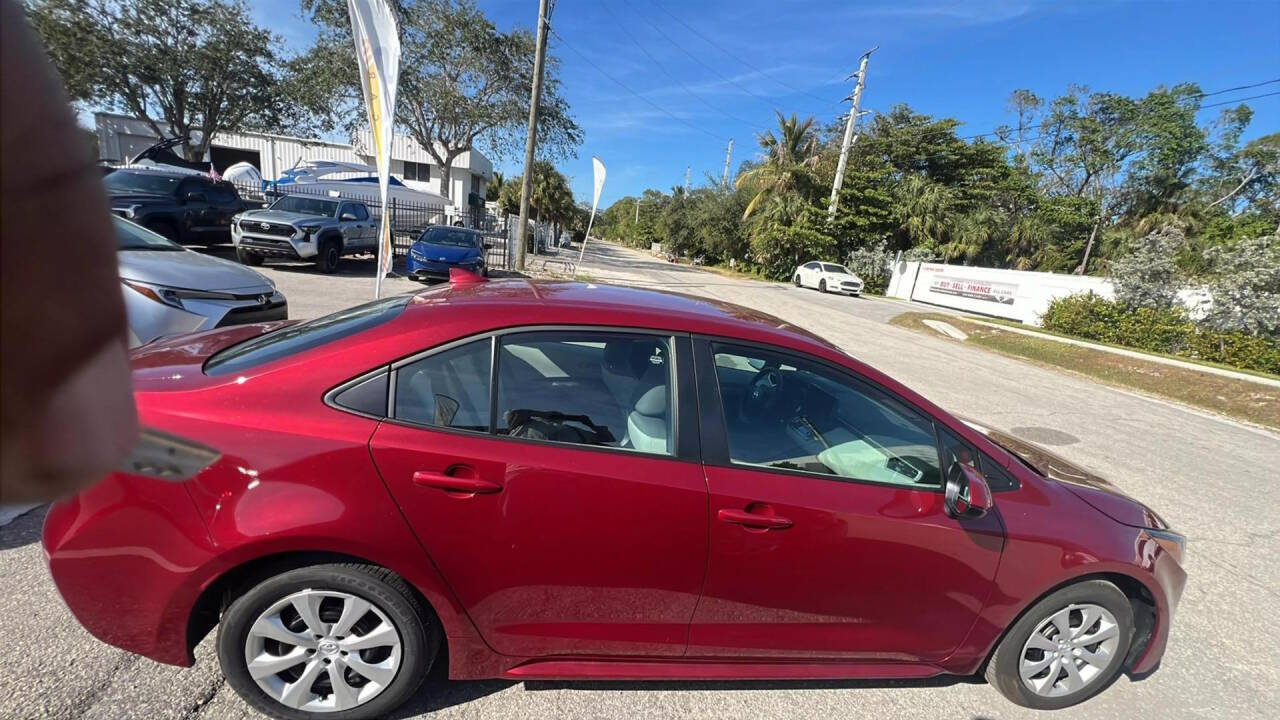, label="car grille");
[841,281,863,289]
[215,299,288,327]
[243,221,295,237]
